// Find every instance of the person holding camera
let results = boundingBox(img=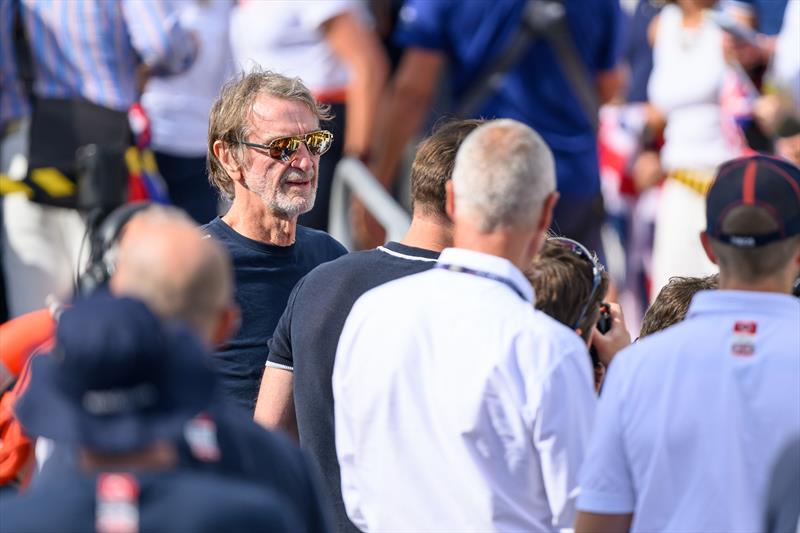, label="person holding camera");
[526,236,631,390]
